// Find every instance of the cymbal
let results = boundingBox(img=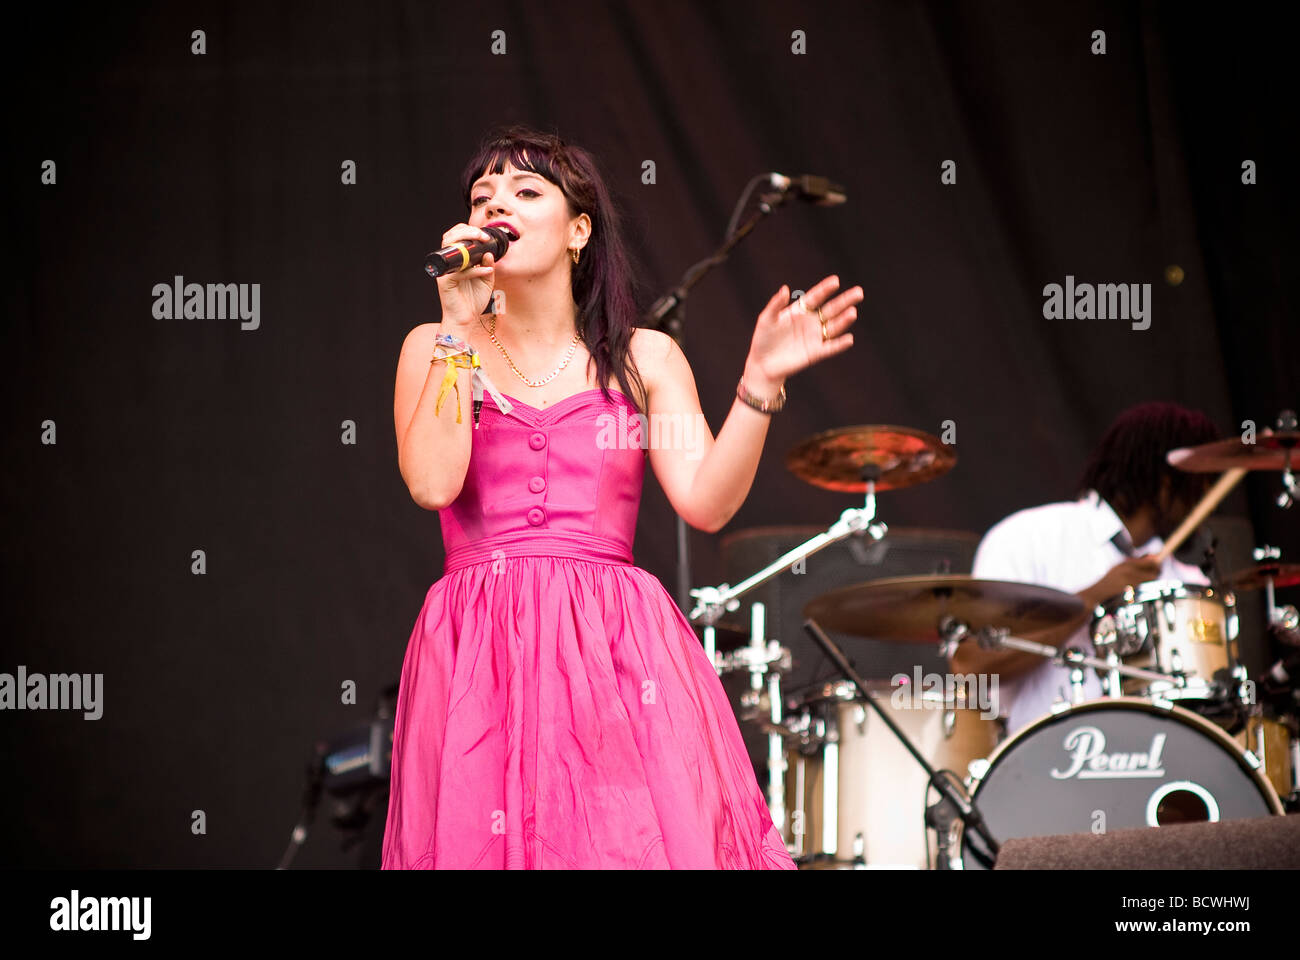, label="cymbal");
[1168,432,1299,472]
[803,575,1085,644]
[1226,563,1300,592]
[786,425,955,493]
